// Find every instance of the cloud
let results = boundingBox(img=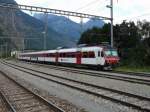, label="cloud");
[114,0,150,23]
